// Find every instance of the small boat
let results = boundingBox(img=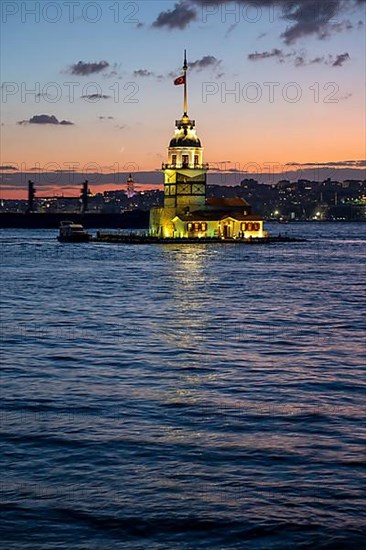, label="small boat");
[57,221,91,243]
